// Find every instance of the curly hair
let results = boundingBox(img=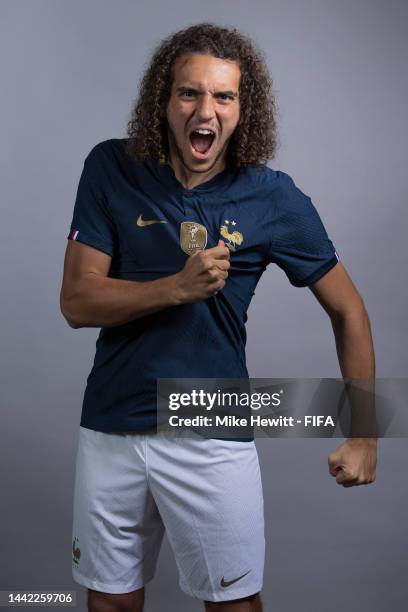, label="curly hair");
[125,22,278,168]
